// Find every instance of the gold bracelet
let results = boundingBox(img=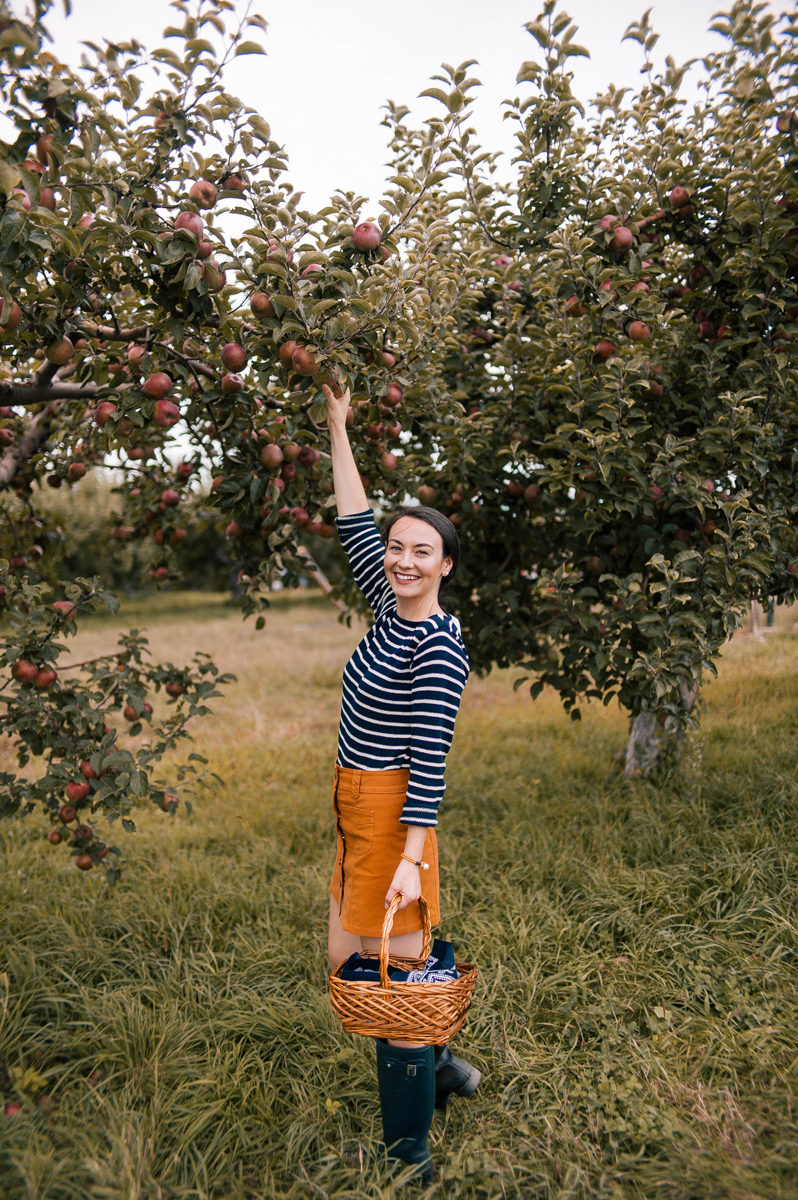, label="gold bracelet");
[401,853,430,871]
